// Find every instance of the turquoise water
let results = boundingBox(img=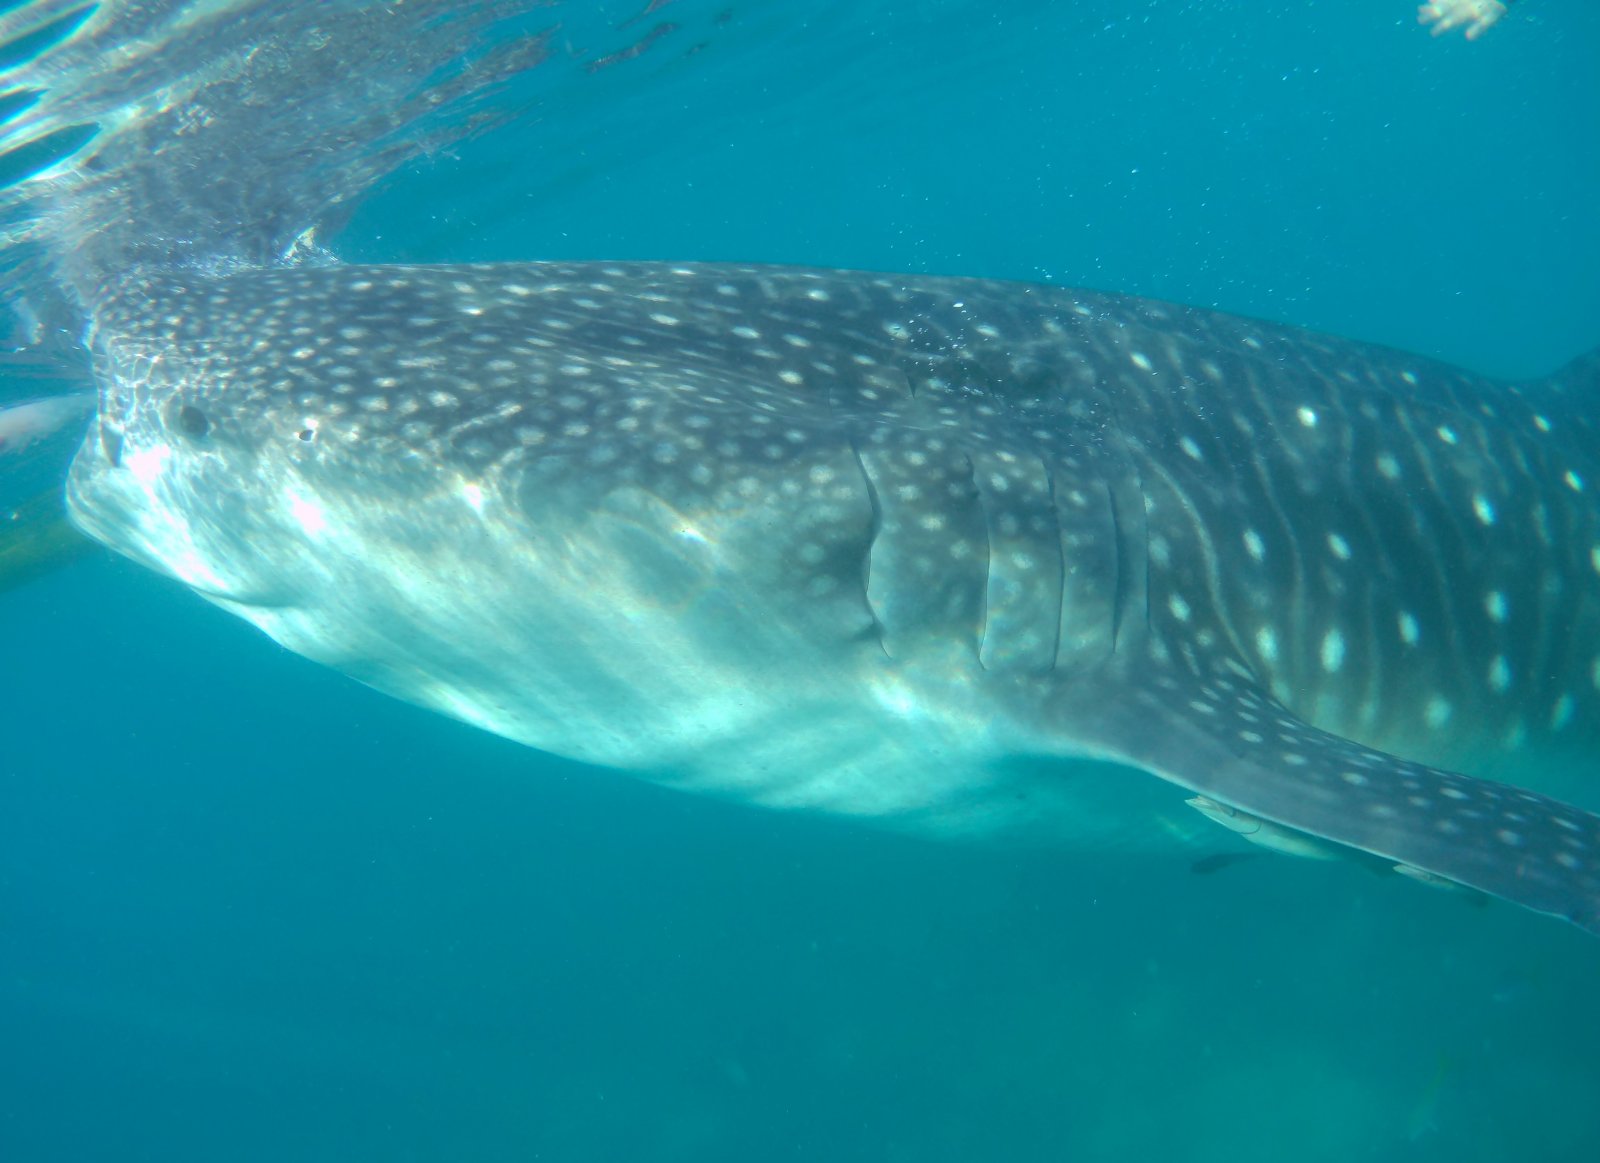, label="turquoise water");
[3,2,1600,1160]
